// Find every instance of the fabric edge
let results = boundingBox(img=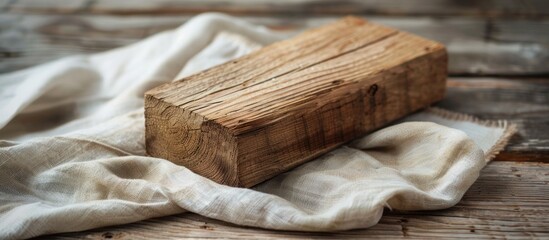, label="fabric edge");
[427,107,517,162]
